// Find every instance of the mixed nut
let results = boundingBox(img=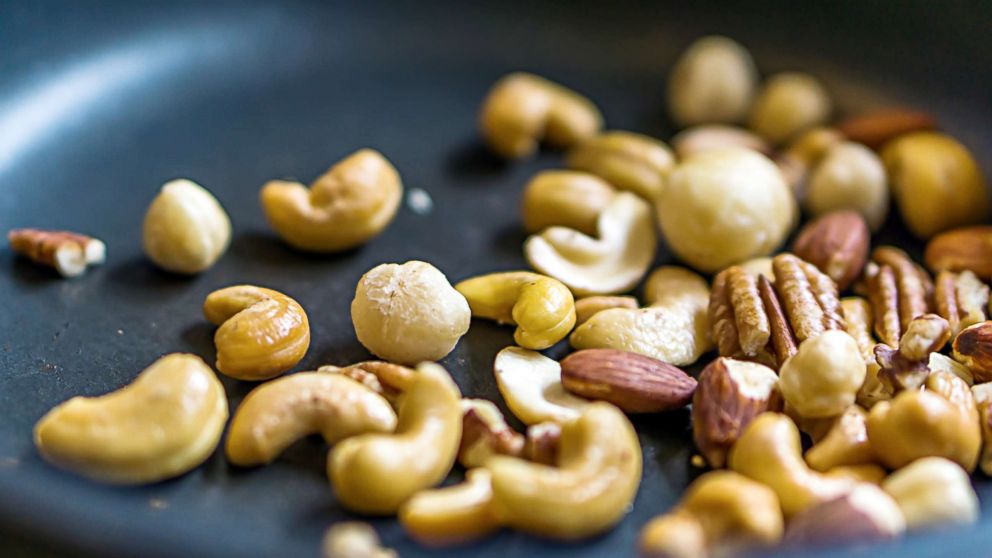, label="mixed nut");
[14,32,992,558]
